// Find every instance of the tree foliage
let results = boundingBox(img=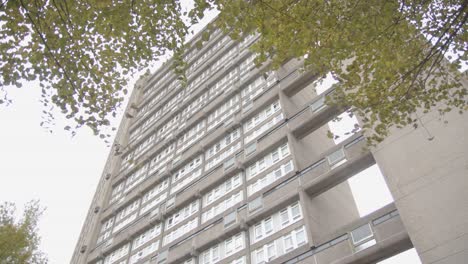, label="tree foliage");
[0,200,47,264]
[210,0,467,143]
[0,0,466,143]
[0,0,192,138]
